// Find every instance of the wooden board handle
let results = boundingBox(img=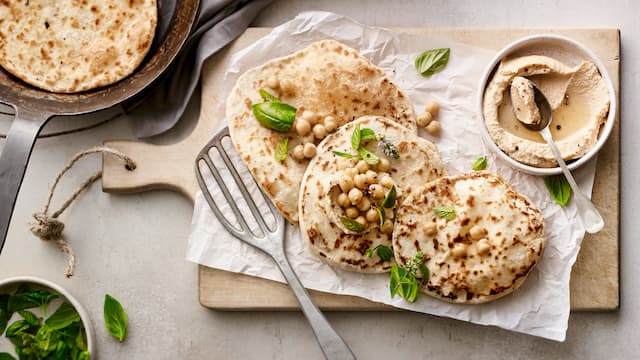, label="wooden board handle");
[102,140,197,203]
